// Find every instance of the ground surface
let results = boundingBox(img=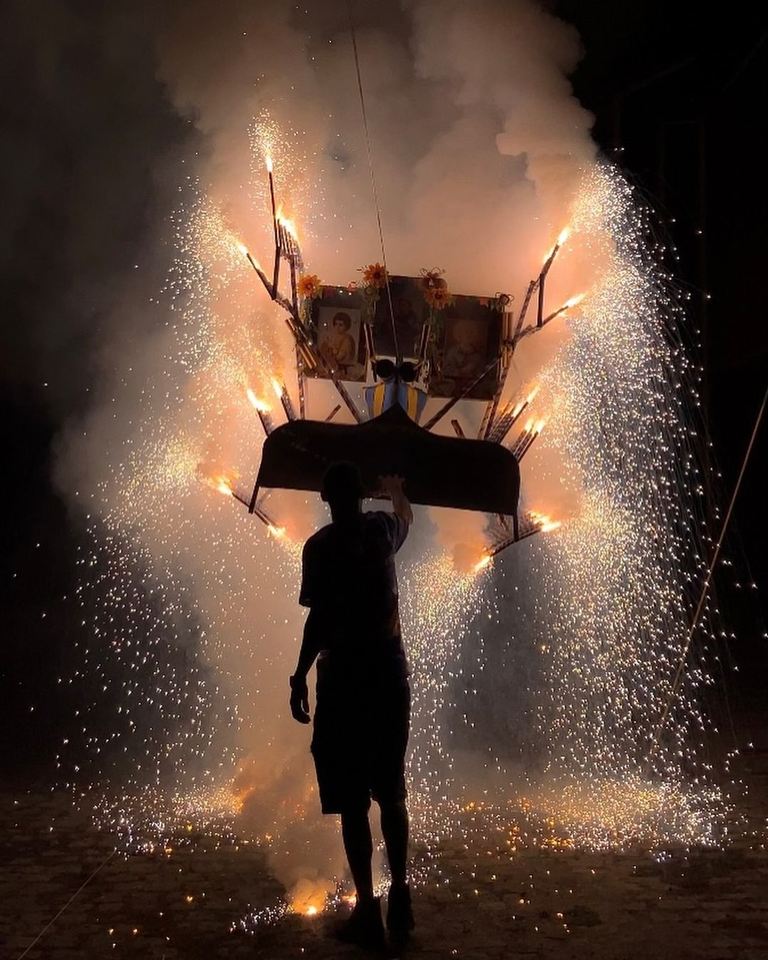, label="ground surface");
[2,748,768,960]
